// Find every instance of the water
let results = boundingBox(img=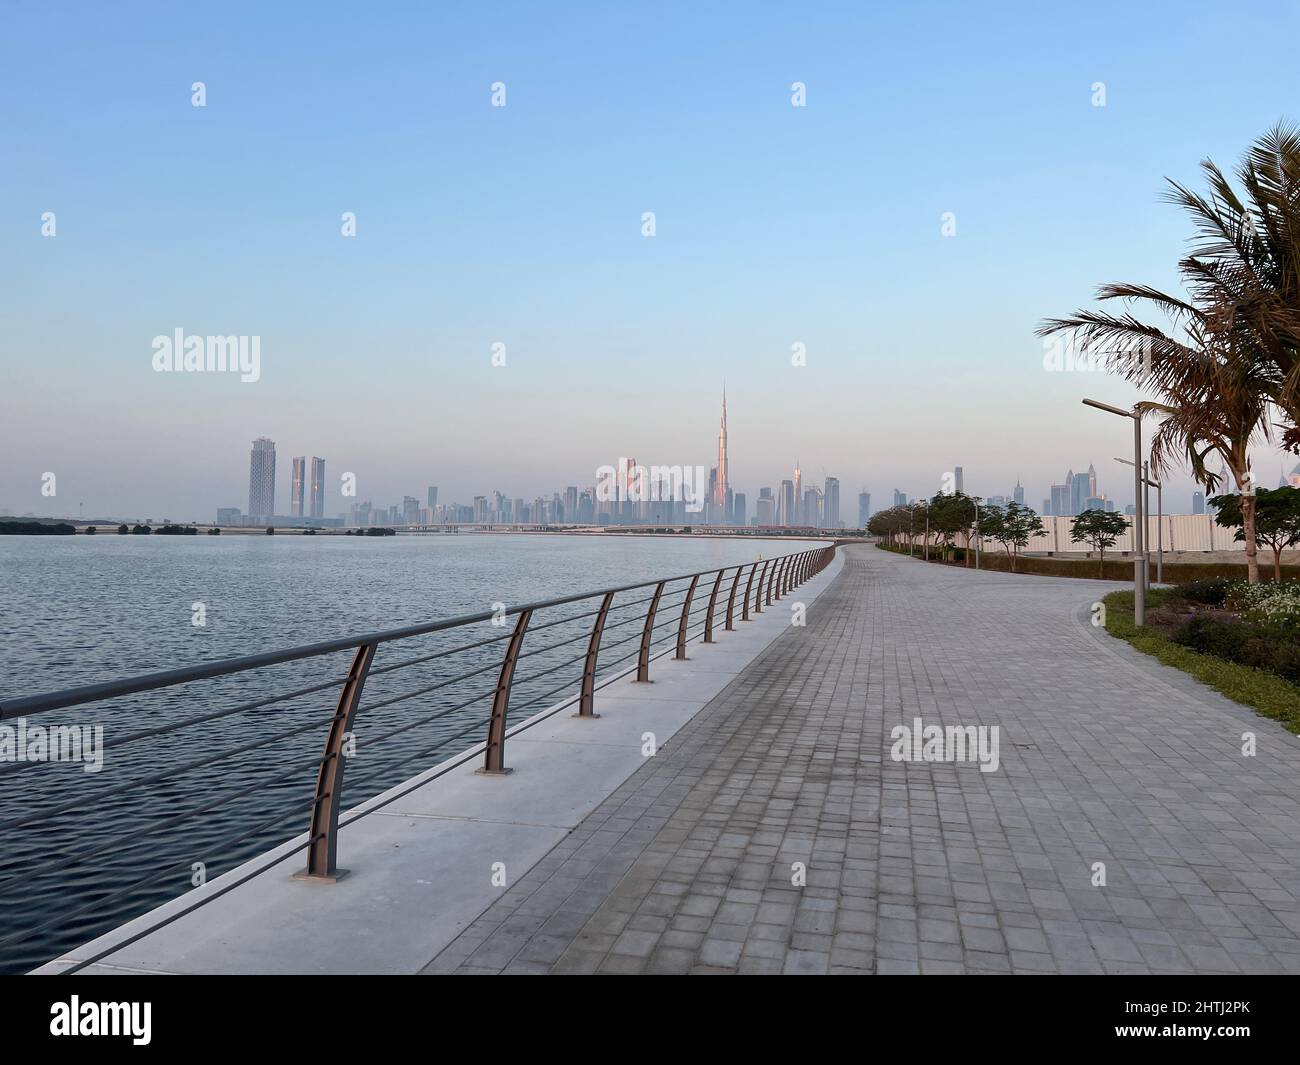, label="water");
[0,532,804,973]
